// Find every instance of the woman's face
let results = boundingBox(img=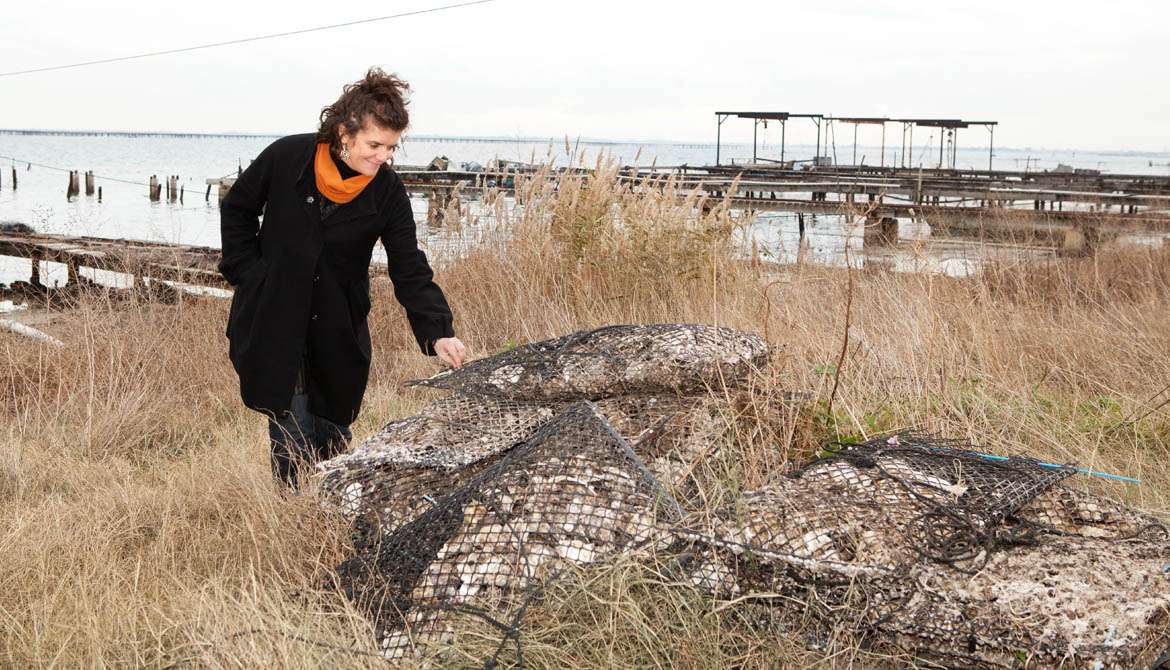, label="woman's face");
[338,119,402,176]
